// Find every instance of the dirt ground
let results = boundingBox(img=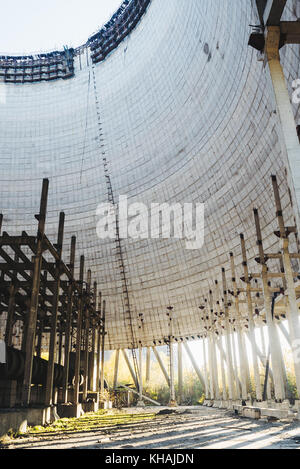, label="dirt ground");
[3,406,300,450]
